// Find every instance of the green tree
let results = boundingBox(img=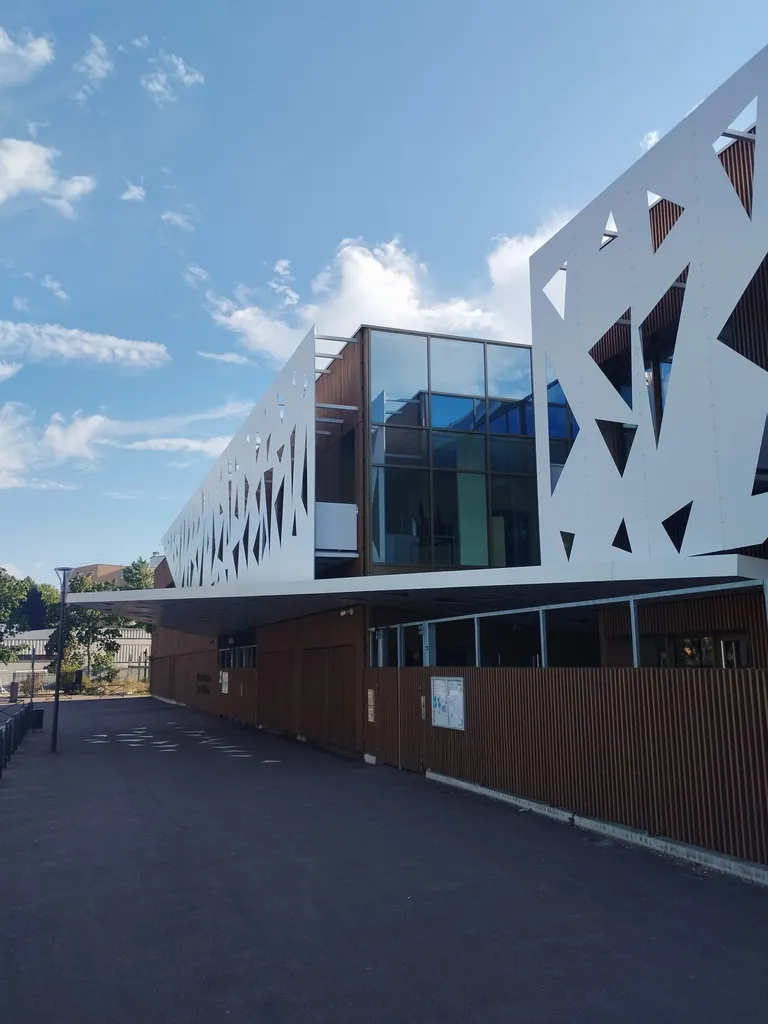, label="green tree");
[0,567,32,661]
[45,573,124,678]
[91,651,120,684]
[121,557,155,590]
[19,584,60,631]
